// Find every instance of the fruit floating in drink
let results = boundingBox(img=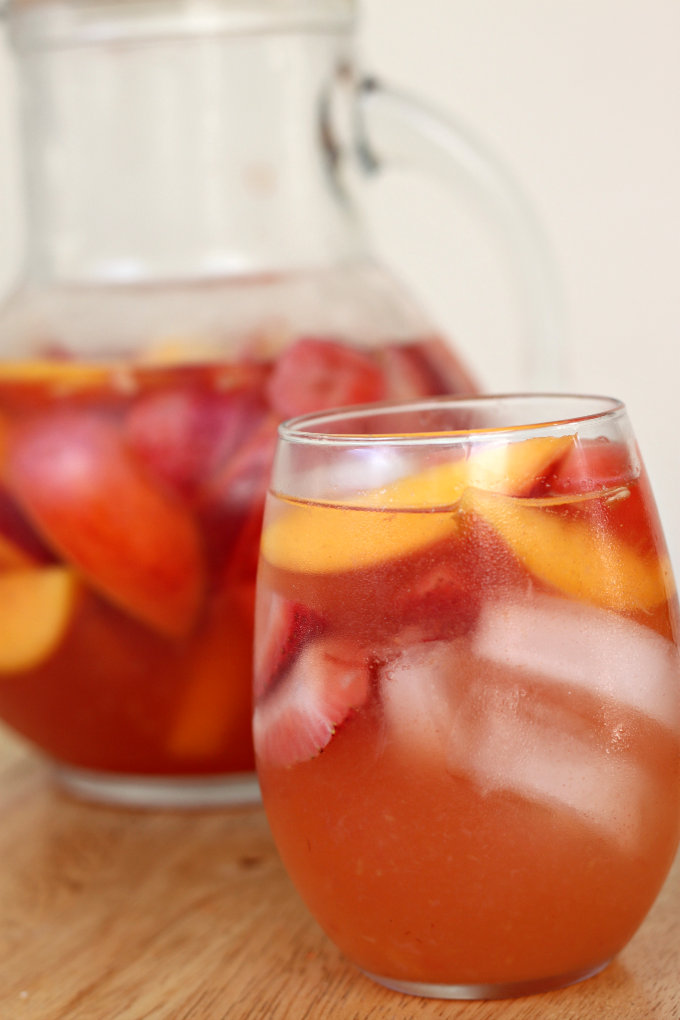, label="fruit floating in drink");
[0,335,473,804]
[254,395,680,999]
